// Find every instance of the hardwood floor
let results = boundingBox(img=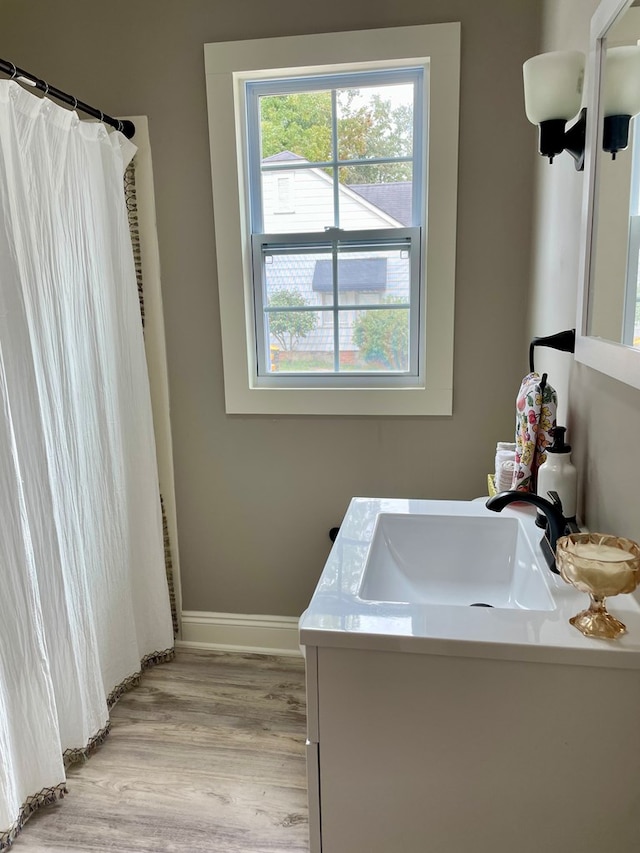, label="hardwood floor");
[13,649,309,853]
